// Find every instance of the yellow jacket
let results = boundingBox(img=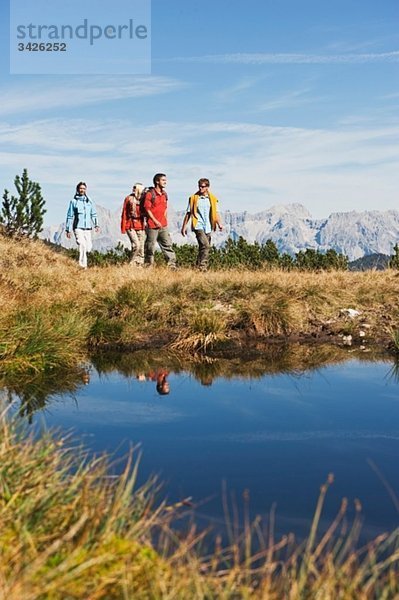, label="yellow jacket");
[188,193,219,231]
